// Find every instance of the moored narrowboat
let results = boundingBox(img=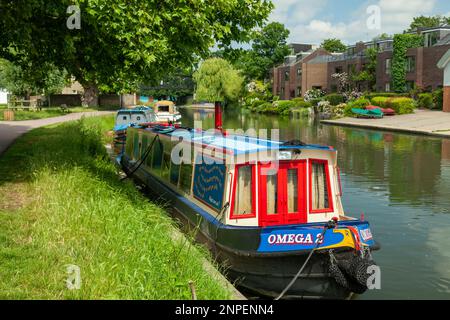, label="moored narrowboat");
[116,115,379,299]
